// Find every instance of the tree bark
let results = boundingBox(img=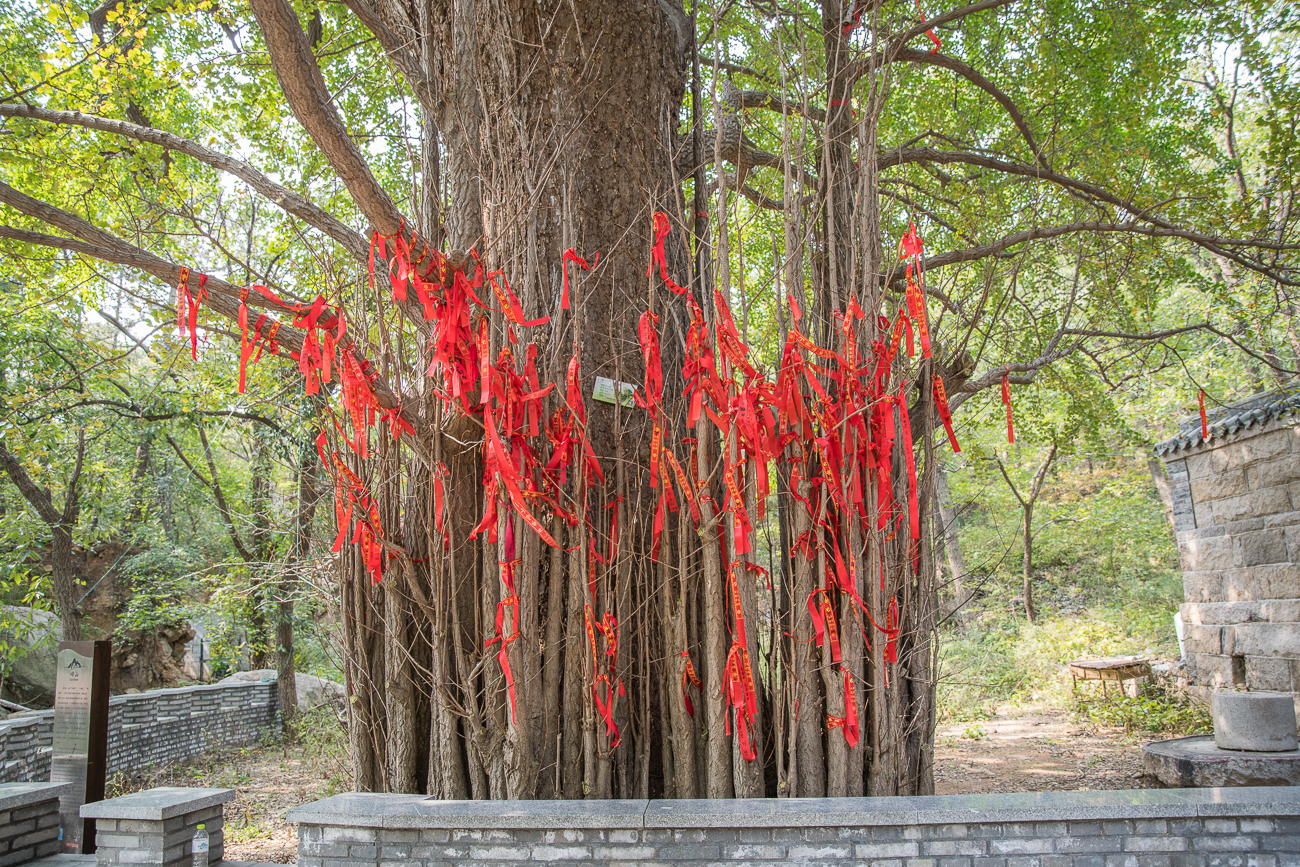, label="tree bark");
[0,433,85,640]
